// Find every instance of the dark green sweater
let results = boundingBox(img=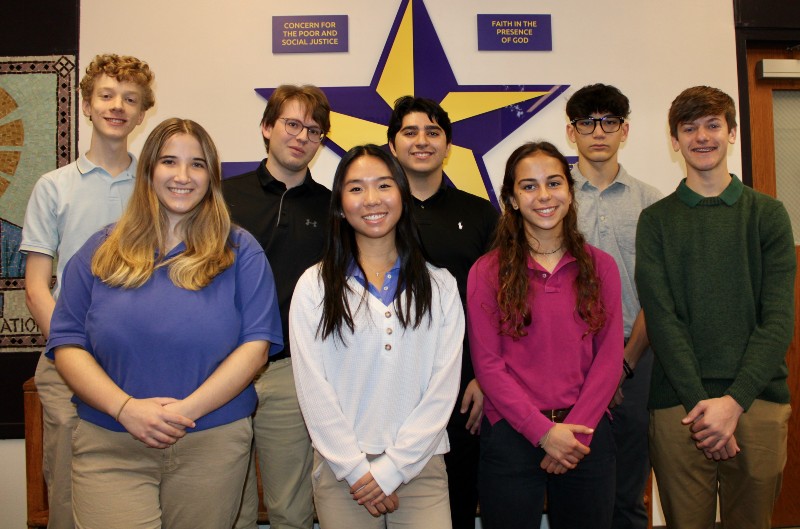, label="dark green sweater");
[635,176,795,412]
